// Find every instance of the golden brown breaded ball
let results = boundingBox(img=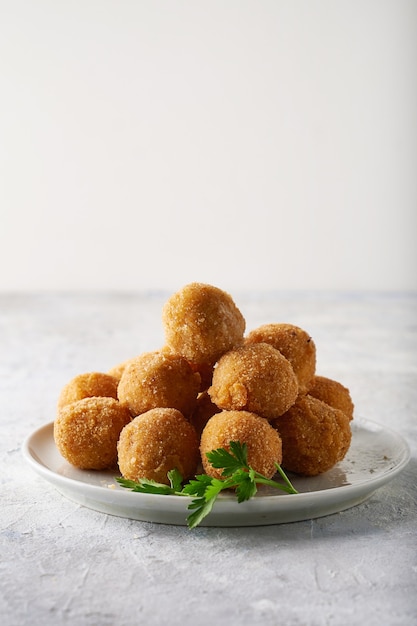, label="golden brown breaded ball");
[117,350,201,418]
[245,323,316,395]
[57,372,119,410]
[272,395,352,476]
[308,375,354,420]
[190,391,221,438]
[200,410,282,480]
[208,343,298,420]
[162,282,246,368]
[54,397,132,470]
[117,408,200,484]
